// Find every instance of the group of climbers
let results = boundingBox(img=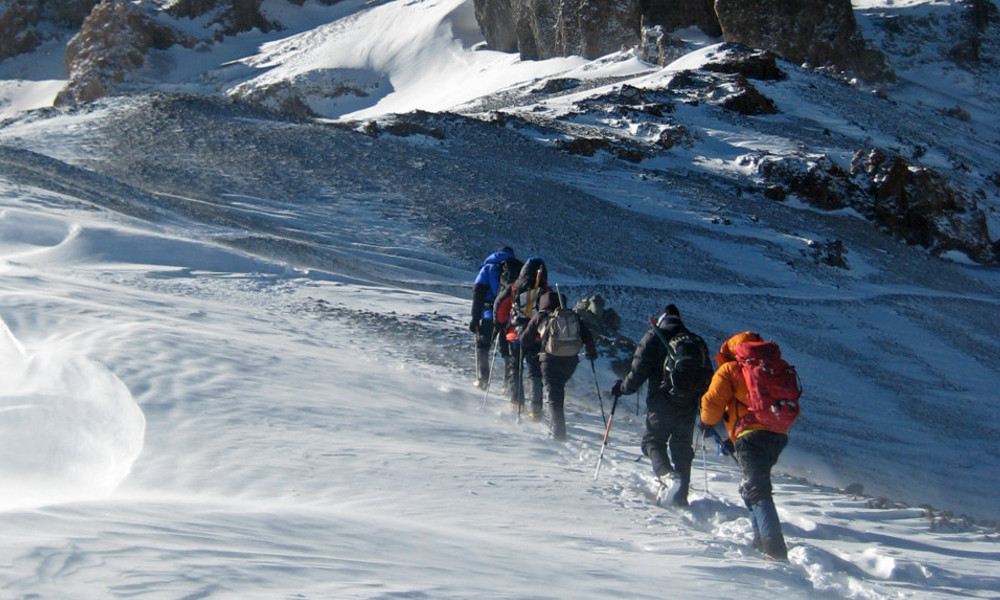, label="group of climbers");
[471,248,597,441]
[468,246,800,562]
